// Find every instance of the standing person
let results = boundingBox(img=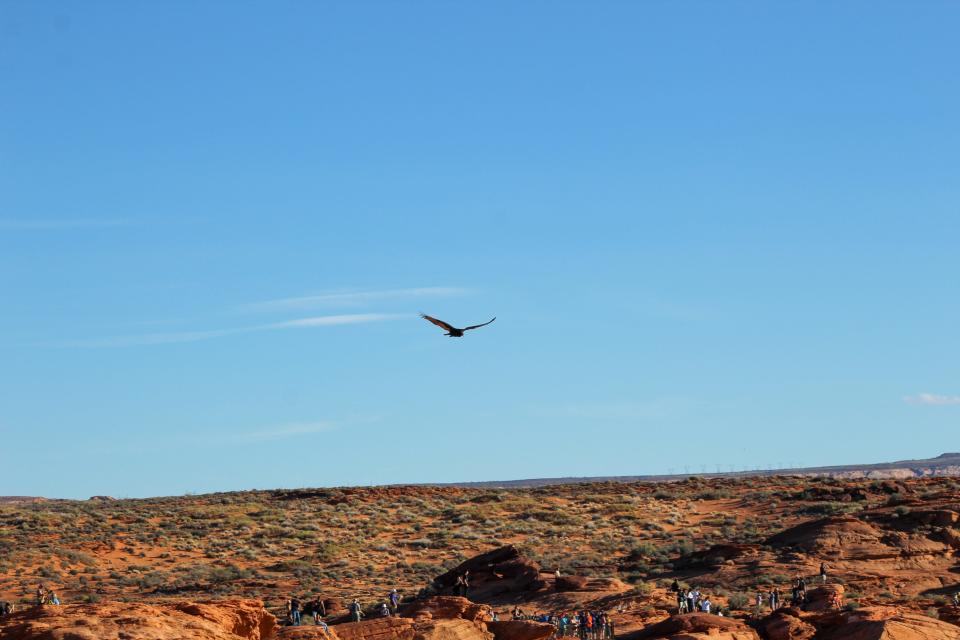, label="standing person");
[676,589,686,614]
[311,598,326,625]
[700,597,711,613]
[462,571,470,598]
[820,563,828,584]
[350,599,364,623]
[953,592,960,607]
[389,589,401,614]
[290,597,302,626]
[36,585,46,607]
[755,591,764,617]
[686,590,696,615]
[607,617,615,639]
[379,602,391,617]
